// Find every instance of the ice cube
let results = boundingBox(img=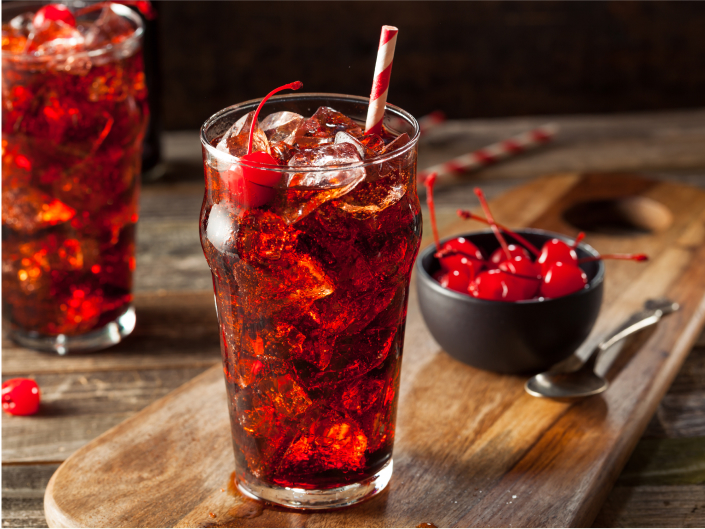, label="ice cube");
[83,5,135,50]
[2,186,75,234]
[337,133,412,216]
[205,202,238,256]
[235,209,297,263]
[2,14,33,53]
[26,19,84,56]
[274,143,366,224]
[265,374,312,419]
[269,141,294,165]
[288,143,365,187]
[339,377,385,415]
[232,251,334,320]
[335,131,386,160]
[216,111,270,158]
[334,131,366,159]
[292,106,364,147]
[261,111,303,145]
[278,411,368,475]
